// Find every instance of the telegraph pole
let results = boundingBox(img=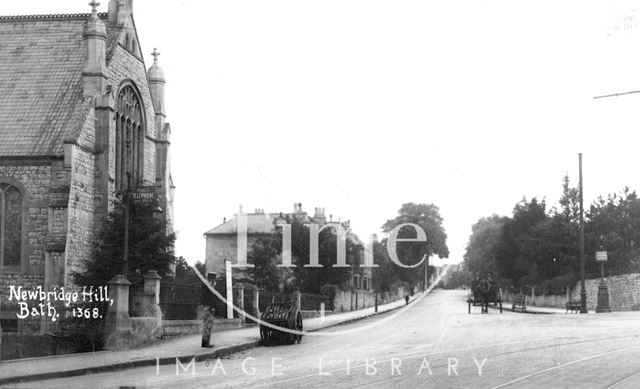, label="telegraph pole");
[579,153,588,313]
[122,138,132,278]
[122,172,130,278]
